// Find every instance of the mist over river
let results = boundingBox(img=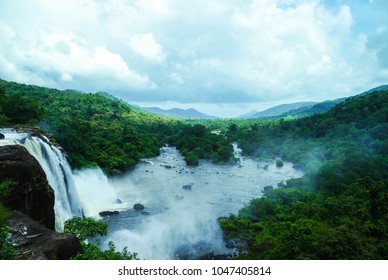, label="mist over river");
[73,145,303,259]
